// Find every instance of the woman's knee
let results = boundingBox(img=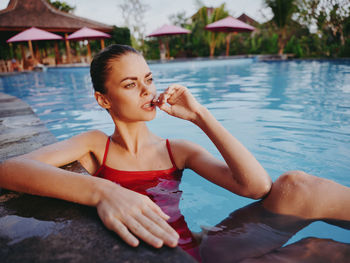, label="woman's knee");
[262,170,314,215]
[273,170,311,195]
